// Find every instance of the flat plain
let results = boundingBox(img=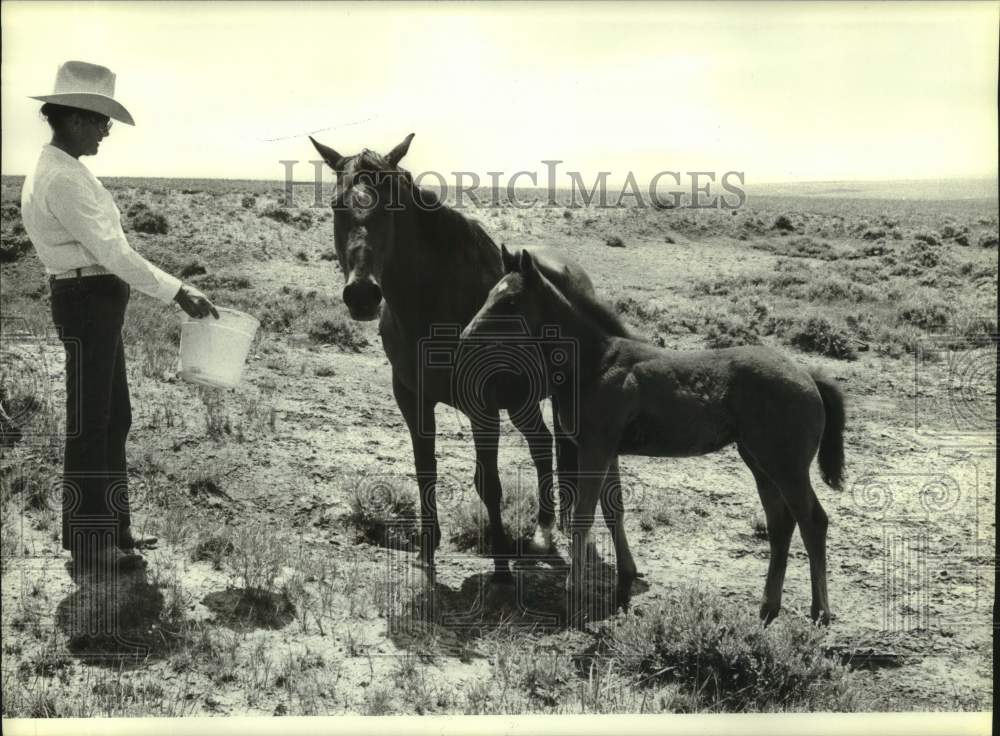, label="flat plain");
[0,173,996,716]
